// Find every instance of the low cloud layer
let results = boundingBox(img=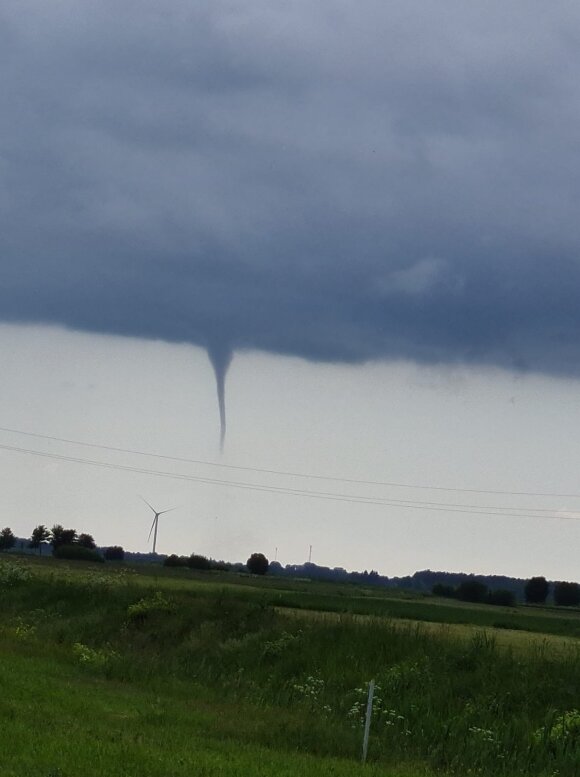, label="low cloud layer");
[3,1,580,376]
